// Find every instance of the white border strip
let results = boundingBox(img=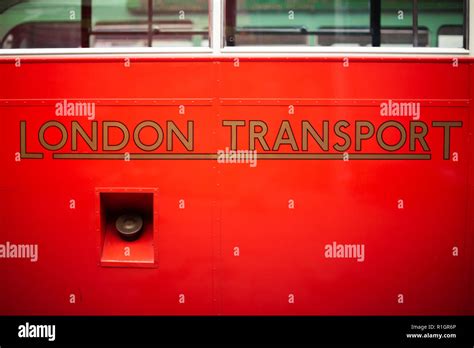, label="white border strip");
[211,0,222,54]
[221,46,469,56]
[0,47,214,56]
[0,47,468,57]
[0,46,468,58]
